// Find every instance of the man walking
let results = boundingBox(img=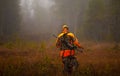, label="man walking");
[56,24,84,74]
